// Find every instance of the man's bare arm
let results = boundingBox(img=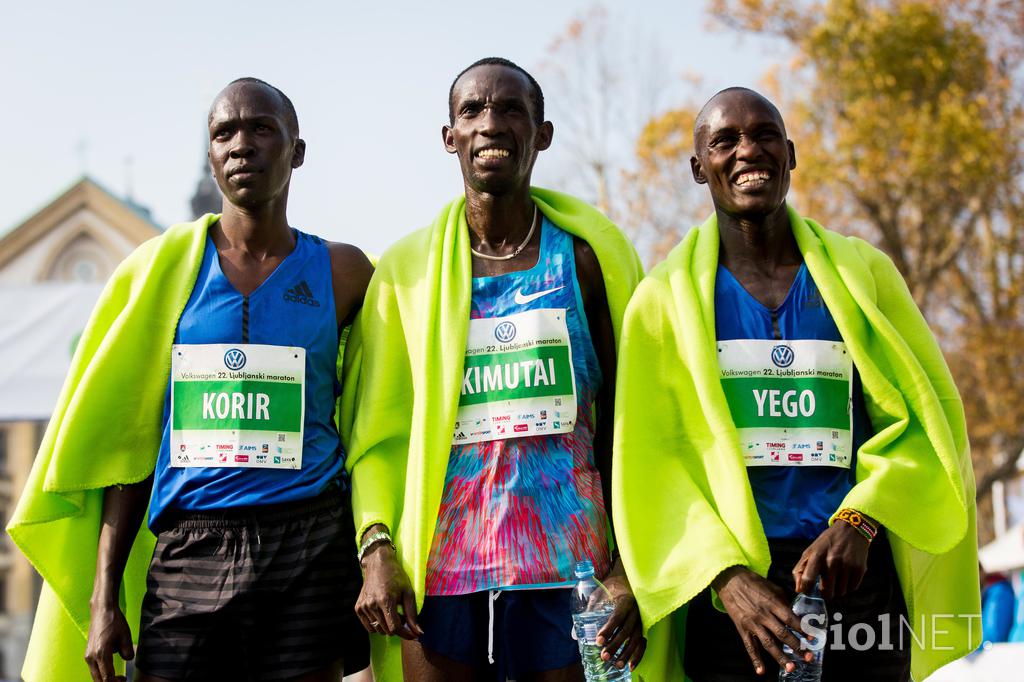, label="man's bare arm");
[85,478,152,682]
[573,238,617,524]
[328,243,375,329]
[573,238,646,669]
